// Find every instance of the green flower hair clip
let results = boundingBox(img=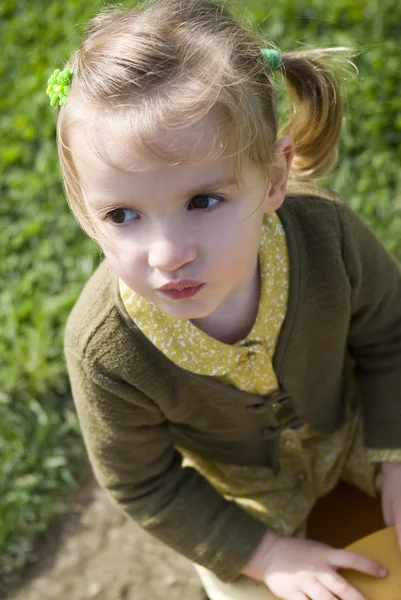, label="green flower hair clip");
[261,48,282,71]
[46,66,73,107]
